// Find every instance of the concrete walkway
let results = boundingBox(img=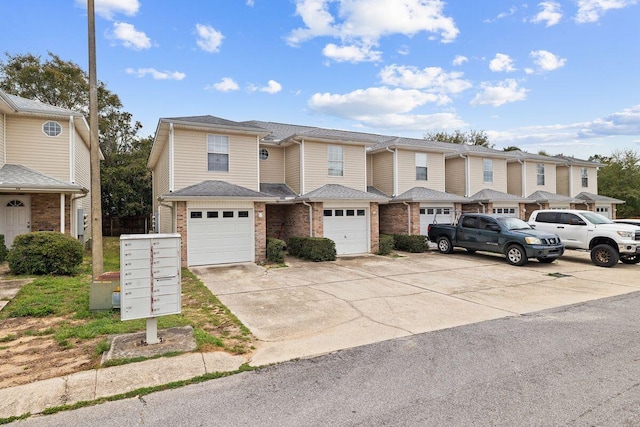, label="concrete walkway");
[1,250,638,419]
